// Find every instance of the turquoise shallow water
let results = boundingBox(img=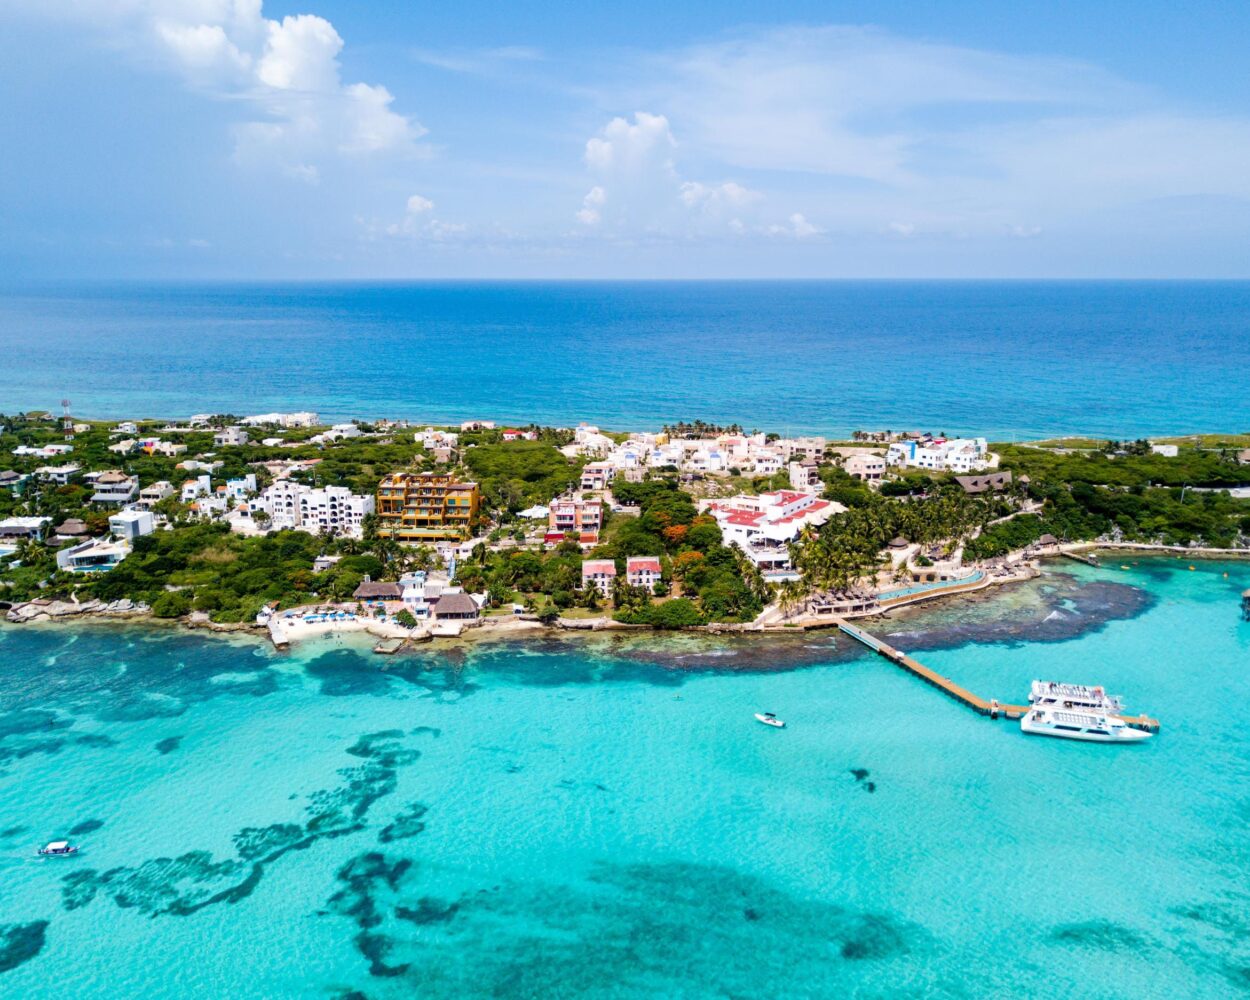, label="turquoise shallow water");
[0,560,1247,998]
